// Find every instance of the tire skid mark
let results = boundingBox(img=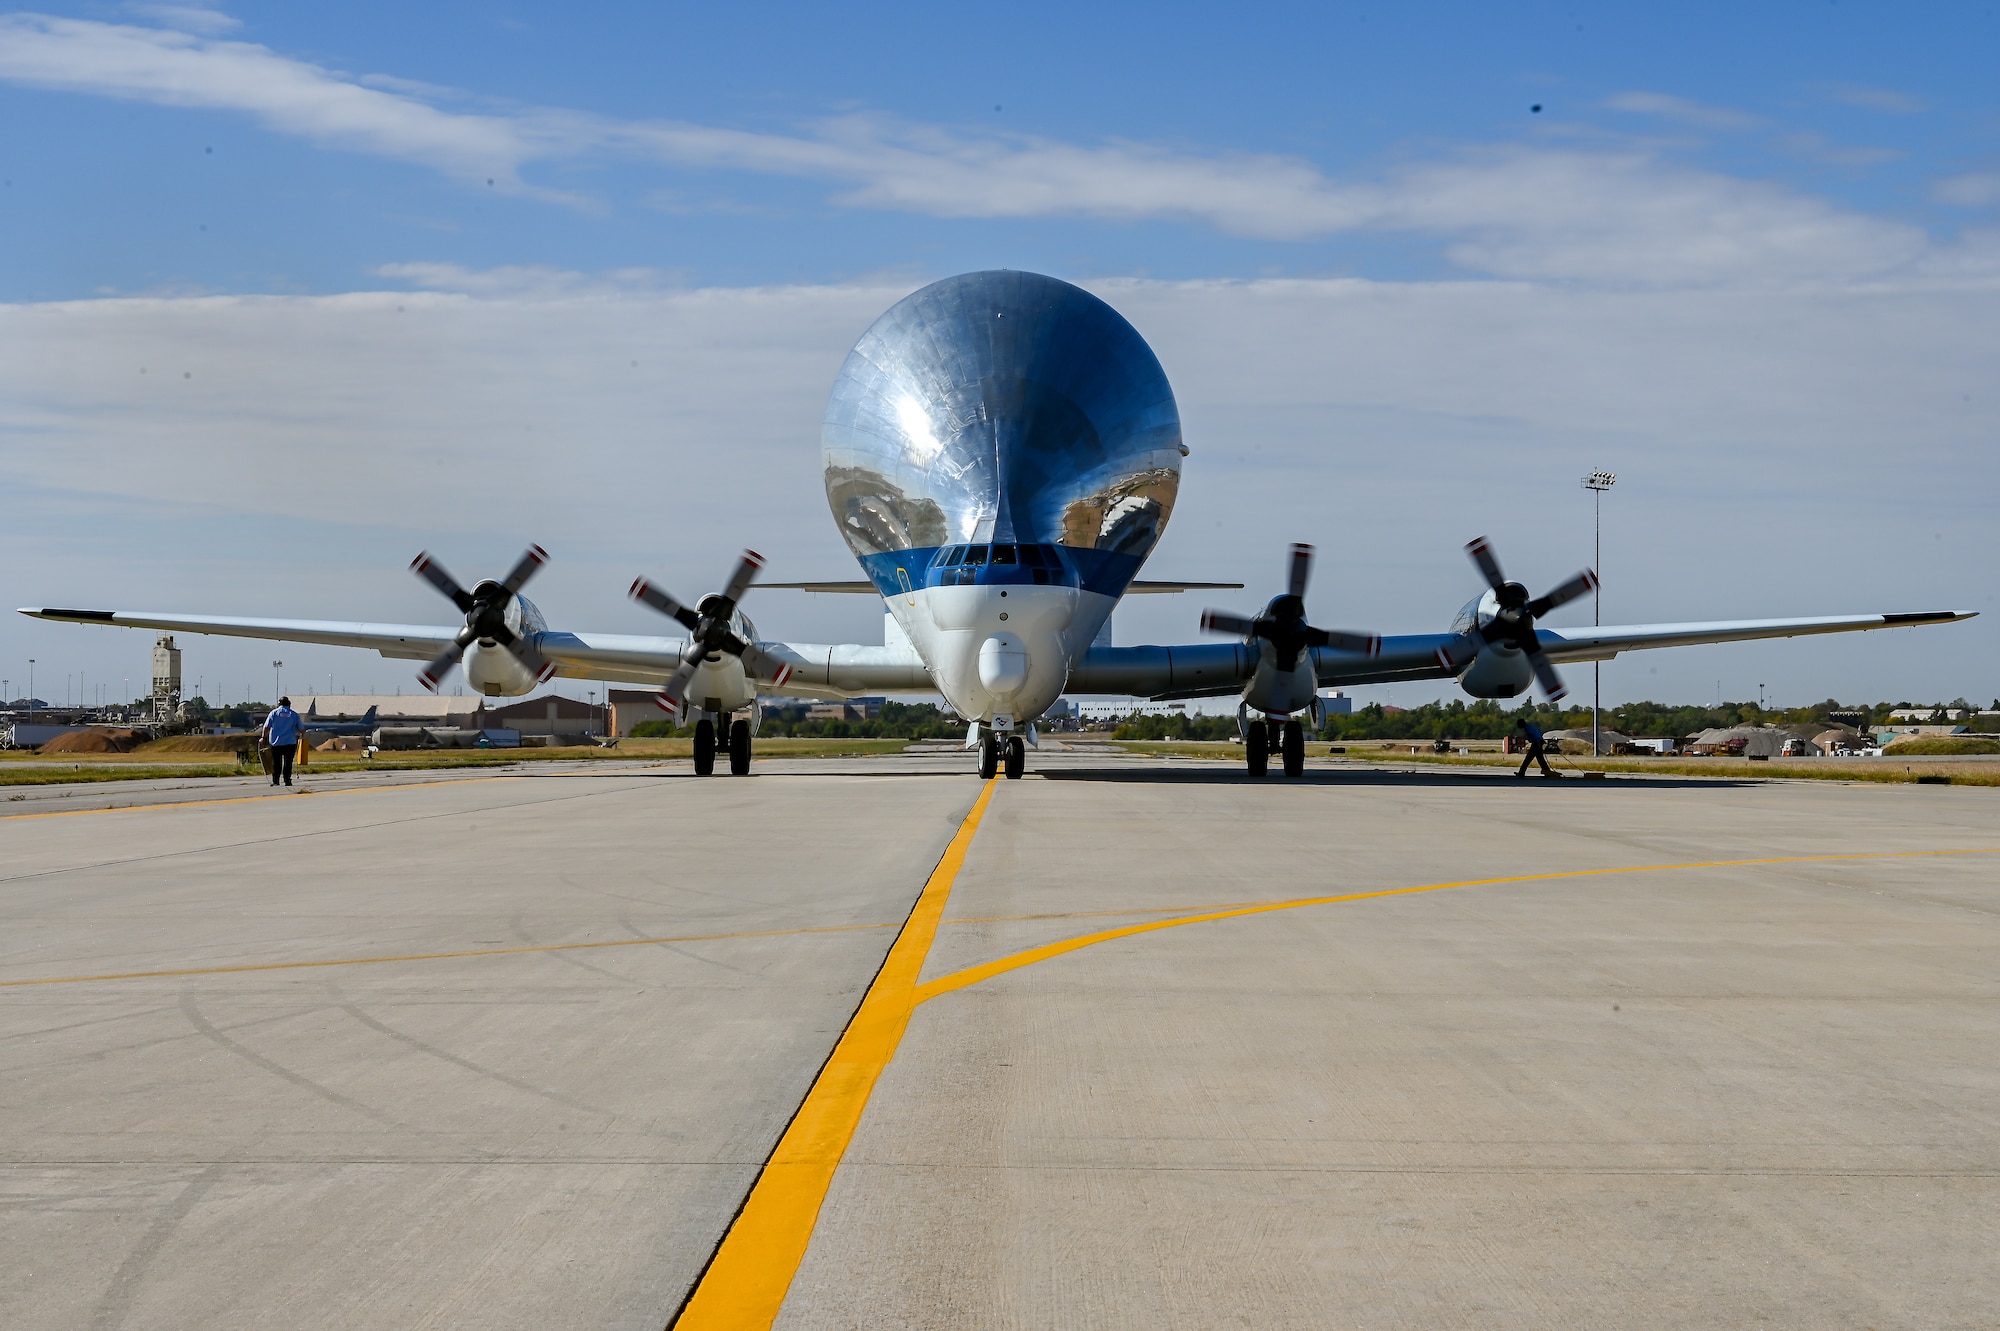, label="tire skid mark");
[86,1163,221,1331]
[178,992,398,1127]
[327,983,609,1117]
[1,782,659,887]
